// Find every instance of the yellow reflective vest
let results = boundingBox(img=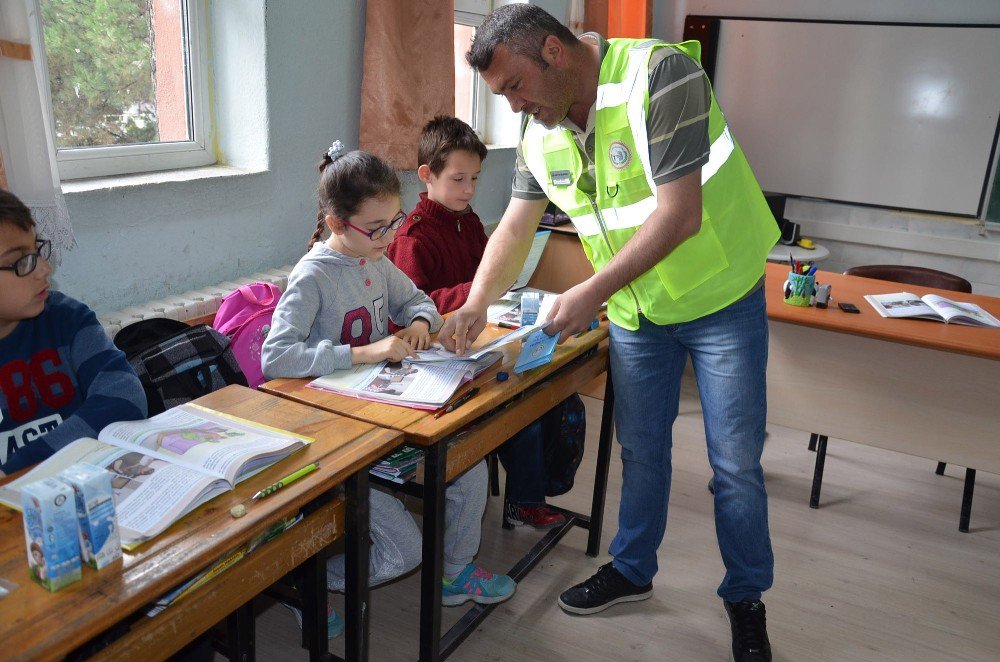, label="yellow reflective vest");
[520,38,779,329]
